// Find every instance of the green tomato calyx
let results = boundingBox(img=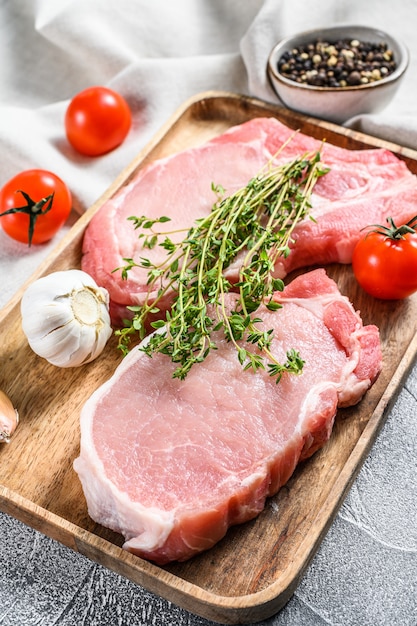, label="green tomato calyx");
[0,190,54,247]
[363,215,417,241]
